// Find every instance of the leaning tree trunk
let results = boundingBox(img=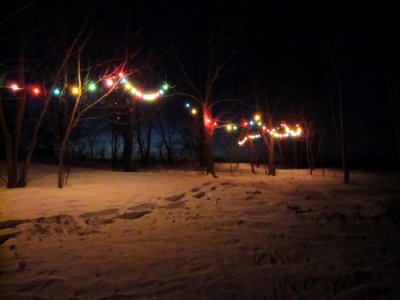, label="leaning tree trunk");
[20,88,50,186]
[247,140,257,174]
[2,20,83,188]
[57,114,79,188]
[21,31,80,186]
[57,60,81,188]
